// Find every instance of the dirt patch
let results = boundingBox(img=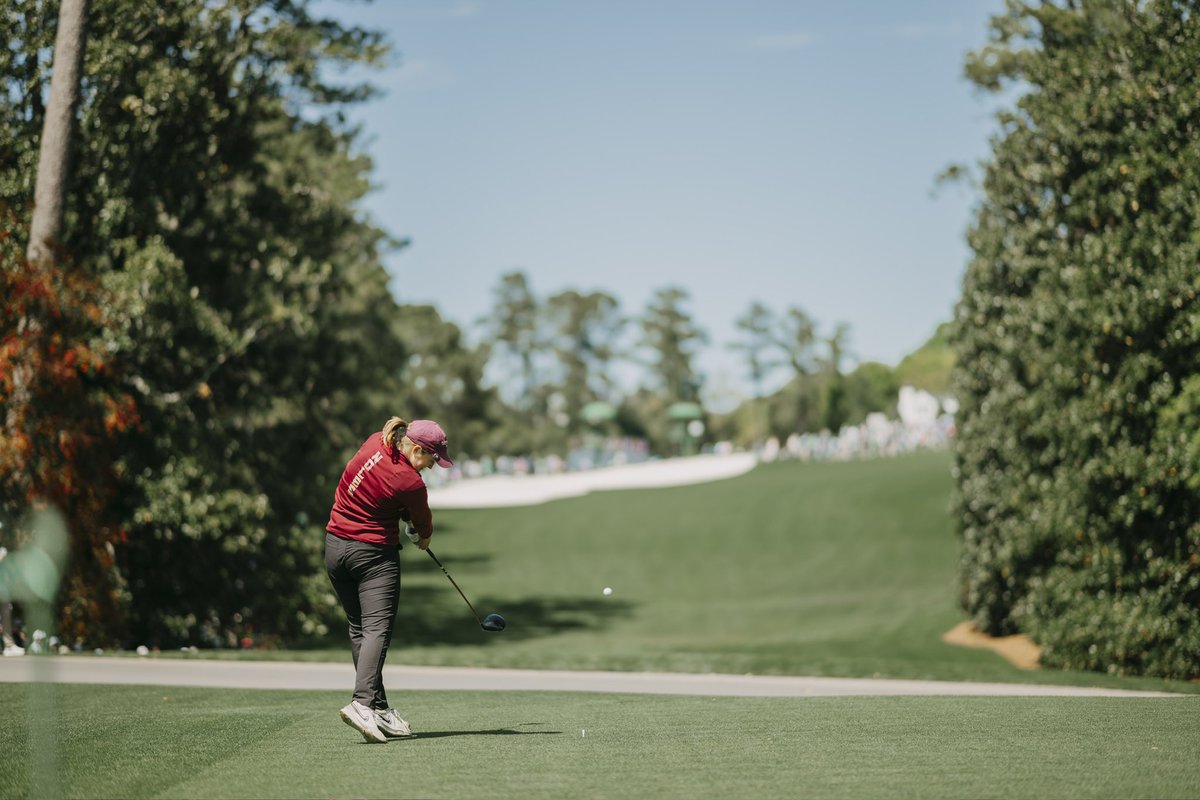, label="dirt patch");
[943,621,1042,670]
